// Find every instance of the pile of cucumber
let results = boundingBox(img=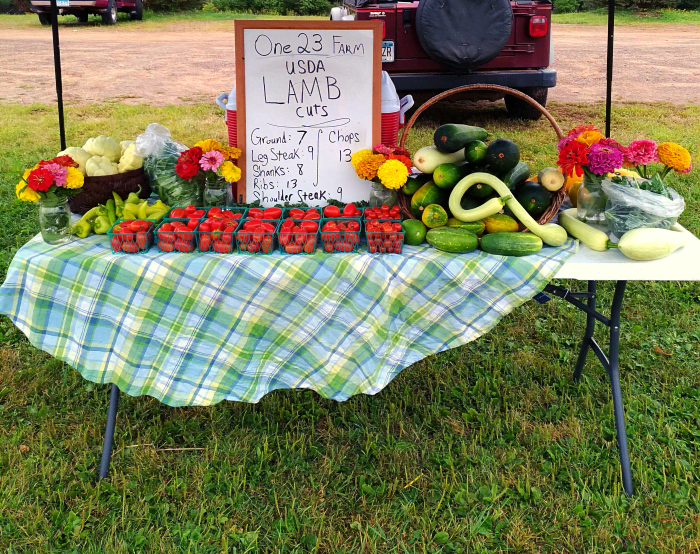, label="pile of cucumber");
[402,123,568,257]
